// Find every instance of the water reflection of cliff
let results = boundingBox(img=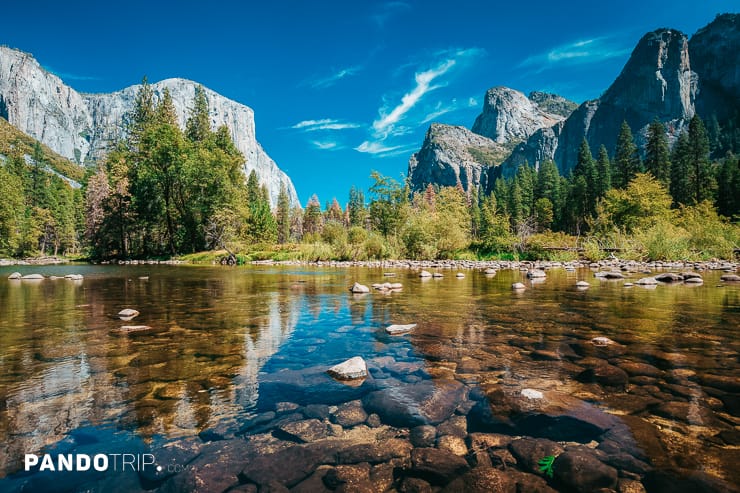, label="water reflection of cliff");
[0,268,299,476]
